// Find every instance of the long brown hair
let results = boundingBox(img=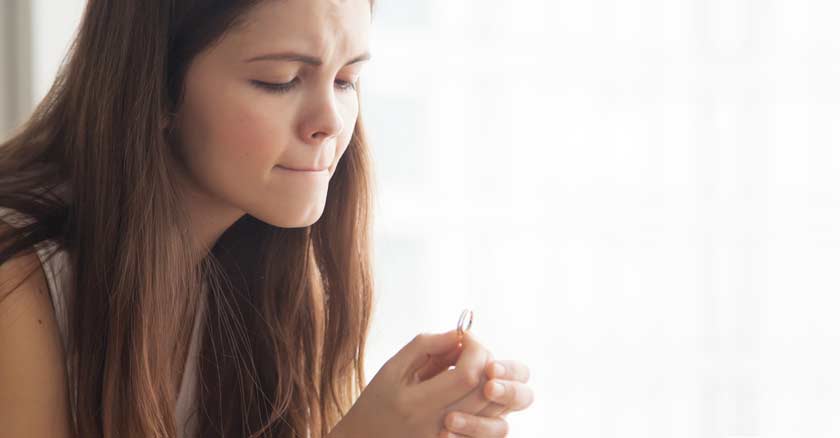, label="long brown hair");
[0,1,377,437]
